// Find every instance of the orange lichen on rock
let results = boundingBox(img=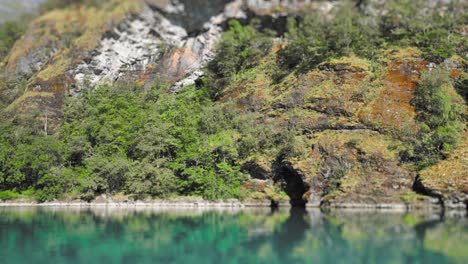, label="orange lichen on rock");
[160,48,198,81]
[359,53,426,131]
[271,43,288,53]
[137,71,152,85]
[449,68,463,78]
[50,83,67,93]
